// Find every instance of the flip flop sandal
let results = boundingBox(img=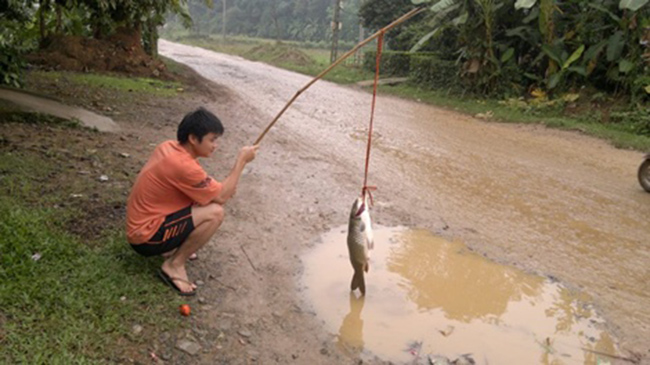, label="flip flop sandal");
[157,269,197,297]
